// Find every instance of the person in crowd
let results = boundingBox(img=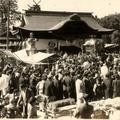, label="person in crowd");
[0,69,11,98]
[23,32,38,56]
[70,72,76,99]
[75,74,86,105]
[29,73,38,96]
[0,57,4,71]
[56,72,63,100]
[27,97,37,118]
[1,50,120,118]
[83,72,94,101]
[36,74,47,95]
[63,71,72,98]
[53,74,60,100]
[103,72,113,99]
[17,82,35,118]
[73,93,94,119]
[14,71,20,91]
[93,76,104,100]
[100,63,109,79]
[4,88,15,112]
[36,74,47,111]
[19,68,29,88]
[43,73,56,102]
[112,74,120,98]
